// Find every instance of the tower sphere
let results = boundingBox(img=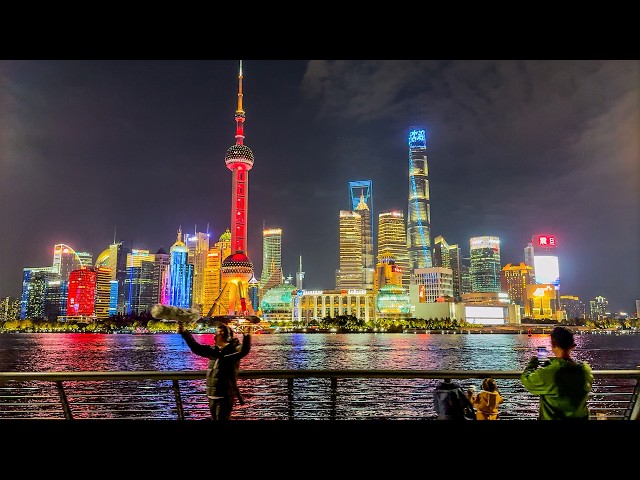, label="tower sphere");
[220,250,254,282]
[225,144,254,170]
